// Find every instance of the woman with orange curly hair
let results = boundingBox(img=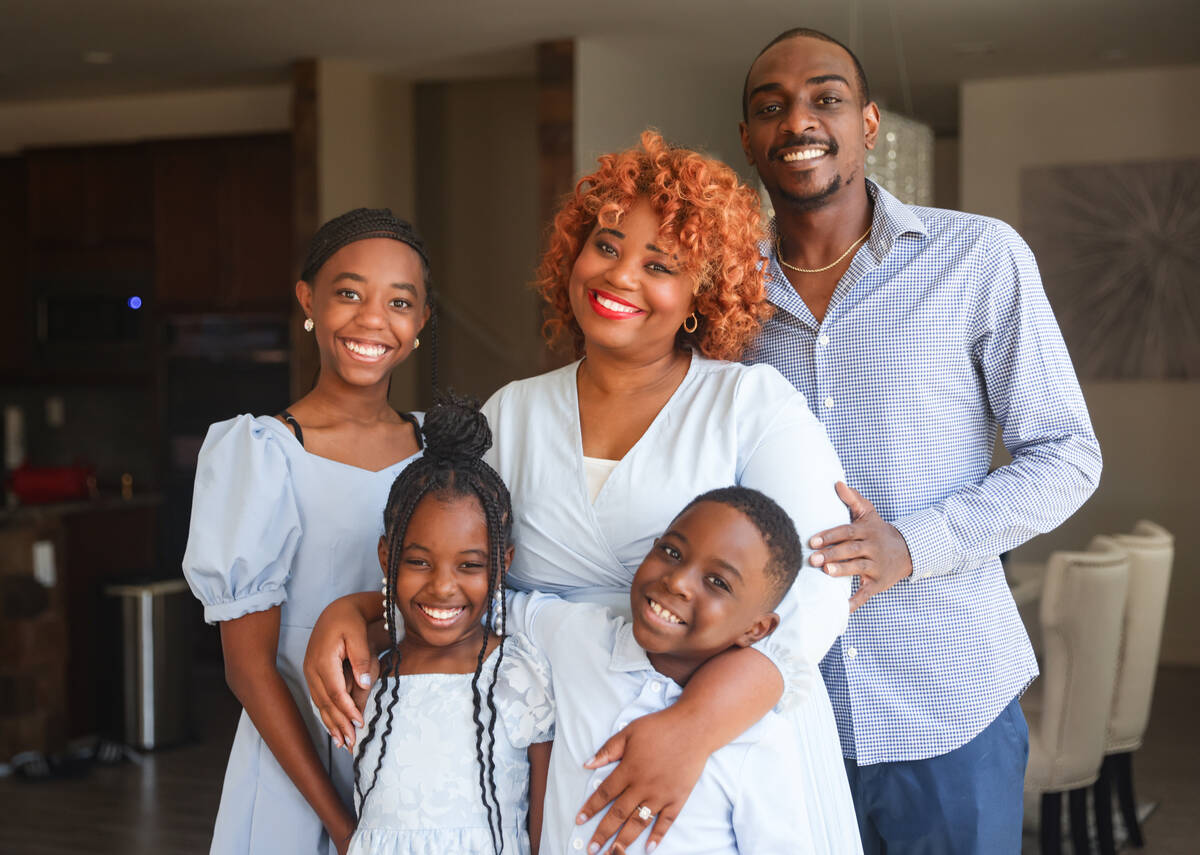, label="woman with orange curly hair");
[307,131,862,853]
